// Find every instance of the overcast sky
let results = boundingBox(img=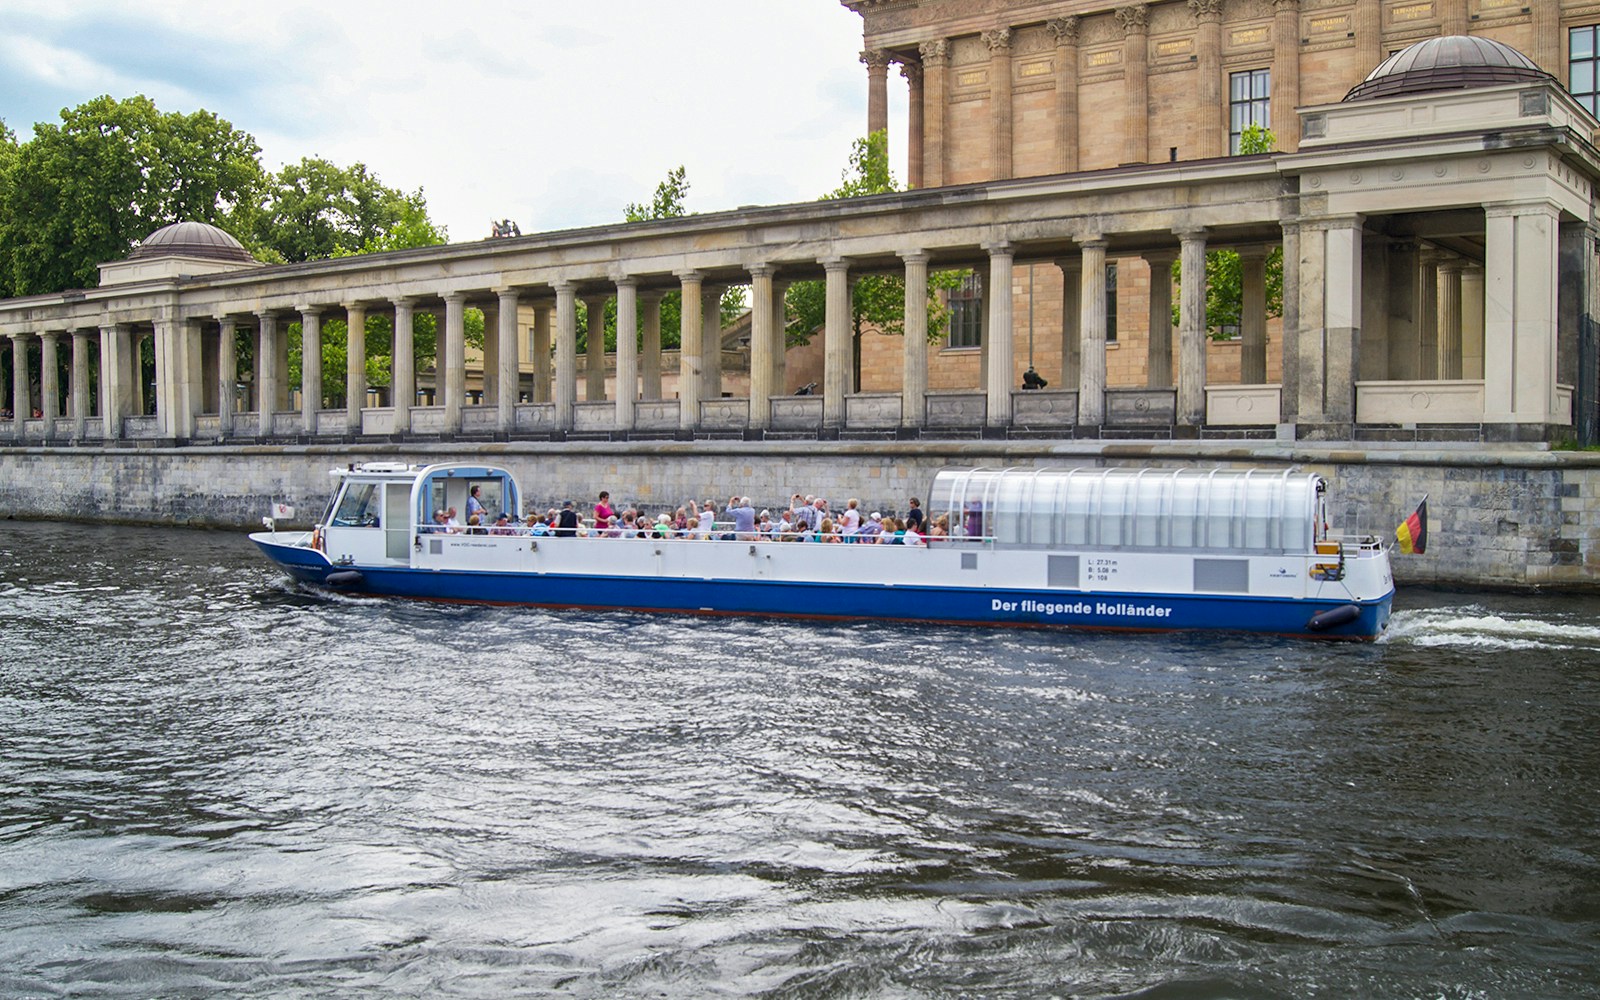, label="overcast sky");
[0,0,911,240]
